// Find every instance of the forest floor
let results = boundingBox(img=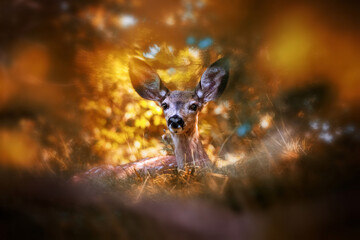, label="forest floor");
[1,133,359,240]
